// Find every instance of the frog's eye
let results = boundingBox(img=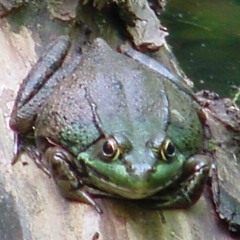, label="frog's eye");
[160,139,176,162]
[101,137,120,161]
